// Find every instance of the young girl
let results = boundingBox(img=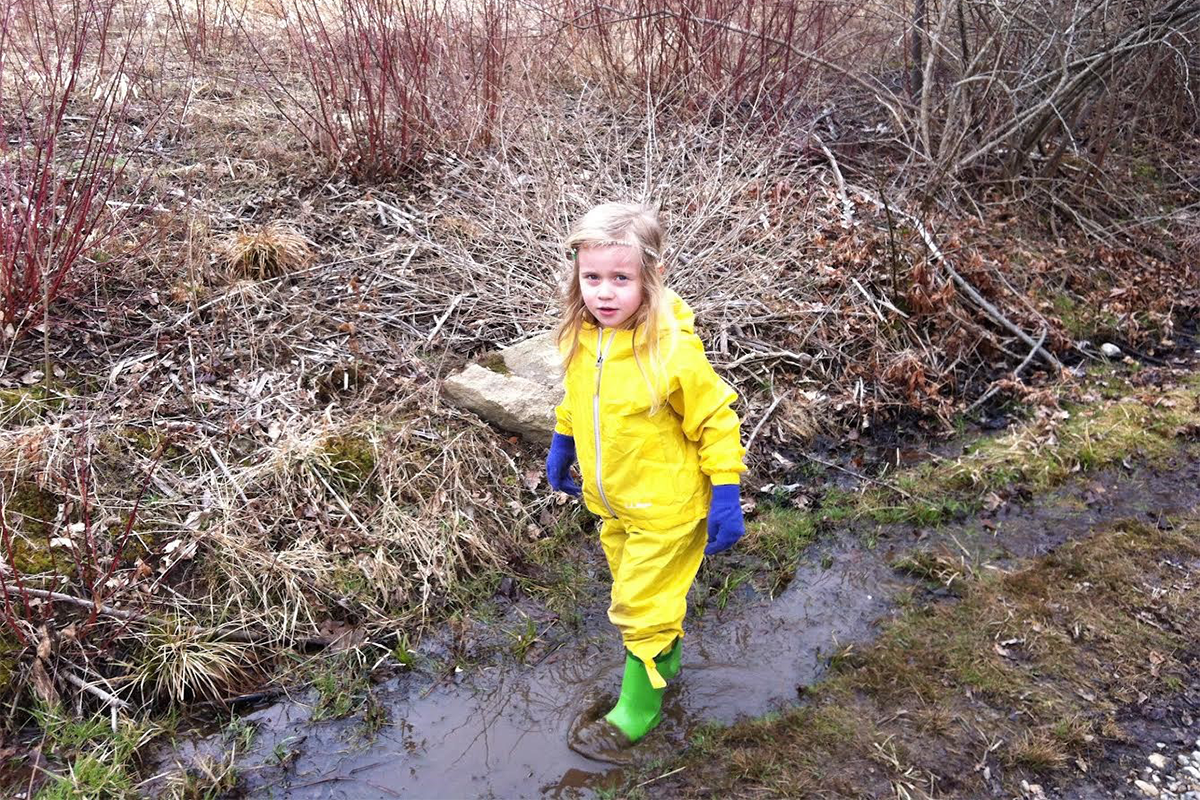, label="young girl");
[545,202,747,760]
